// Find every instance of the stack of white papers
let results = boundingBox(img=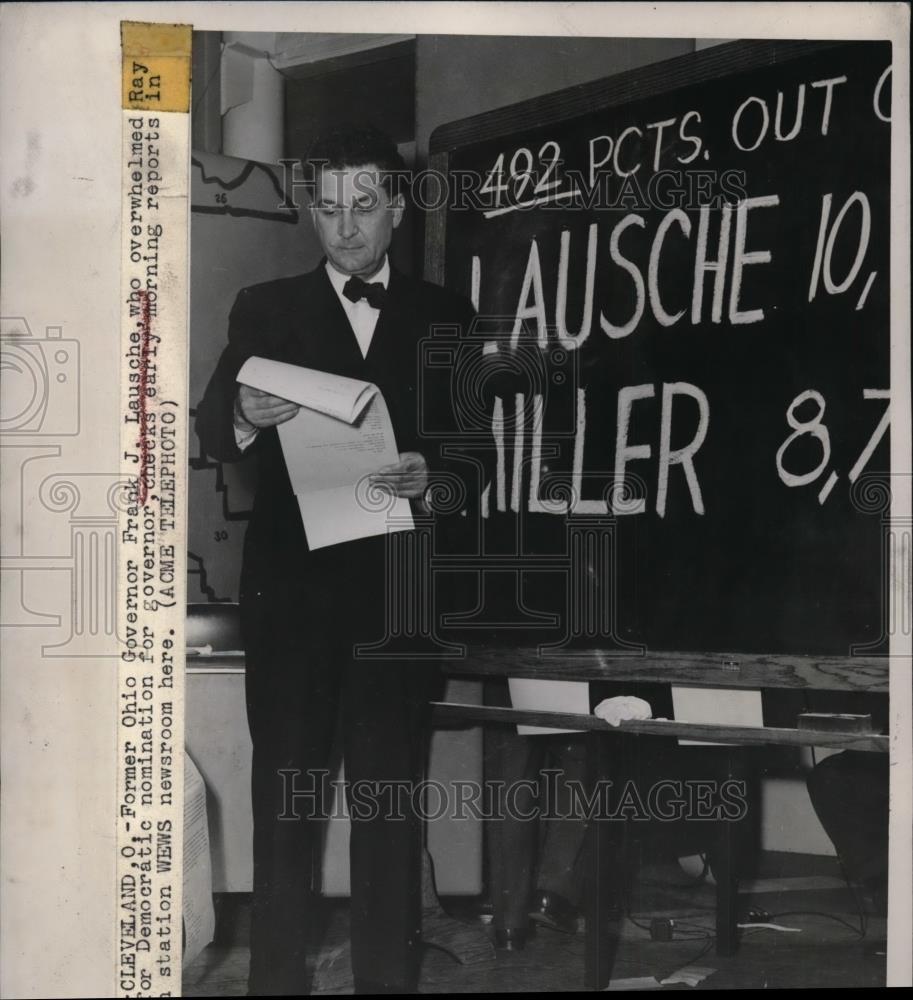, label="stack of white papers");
[671,686,763,745]
[238,357,414,549]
